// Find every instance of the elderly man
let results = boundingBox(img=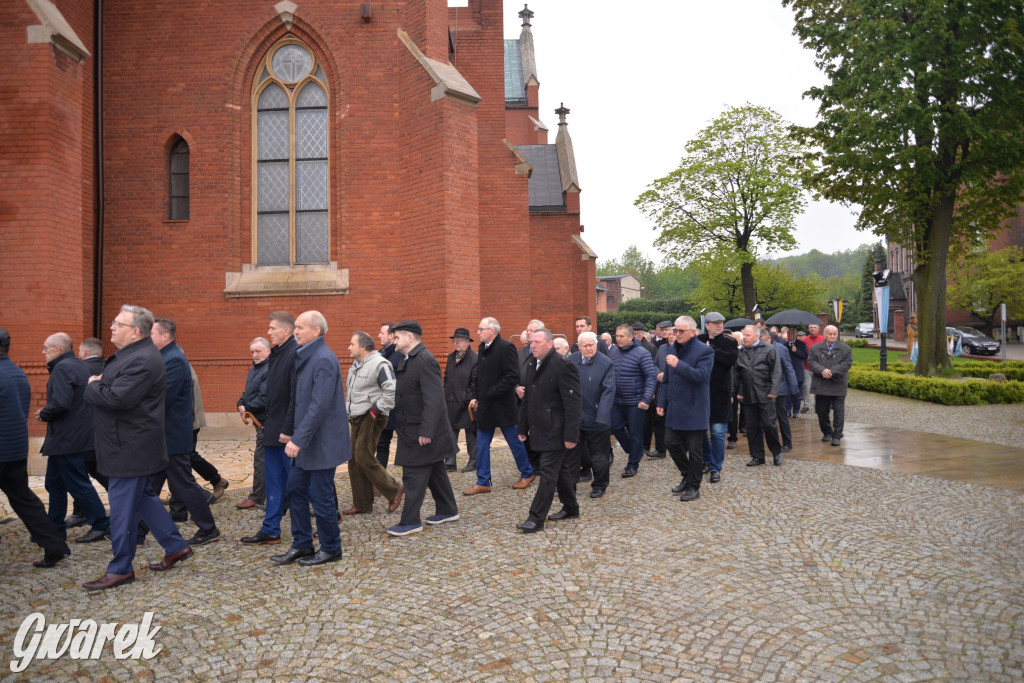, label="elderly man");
[344,330,403,516]
[1,328,71,568]
[763,328,800,453]
[464,317,534,494]
[271,311,351,566]
[36,333,110,543]
[236,337,270,509]
[515,329,582,532]
[801,323,826,412]
[516,319,546,473]
[571,316,609,355]
[65,337,109,529]
[609,324,658,478]
[554,337,571,357]
[83,306,193,590]
[568,332,615,498]
[696,312,738,483]
[807,325,854,446]
[241,311,298,546]
[735,325,783,467]
[388,321,460,536]
[443,328,478,473]
[376,322,399,468]
[657,316,714,501]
